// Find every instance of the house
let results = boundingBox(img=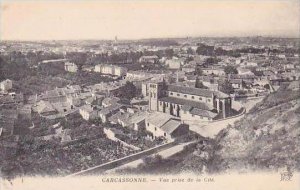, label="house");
[129,112,147,131]
[82,66,94,72]
[240,61,258,67]
[130,98,149,111]
[139,55,159,64]
[17,104,32,117]
[102,97,120,107]
[94,64,127,77]
[182,65,196,74]
[237,68,254,76]
[202,67,225,76]
[109,111,131,125]
[40,85,81,103]
[103,127,124,141]
[288,81,300,91]
[145,112,189,141]
[64,62,78,72]
[0,79,13,92]
[165,58,184,69]
[79,105,99,121]
[0,93,24,105]
[35,100,57,116]
[118,111,147,131]
[229,79,245,90]
[98,104,124,123]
